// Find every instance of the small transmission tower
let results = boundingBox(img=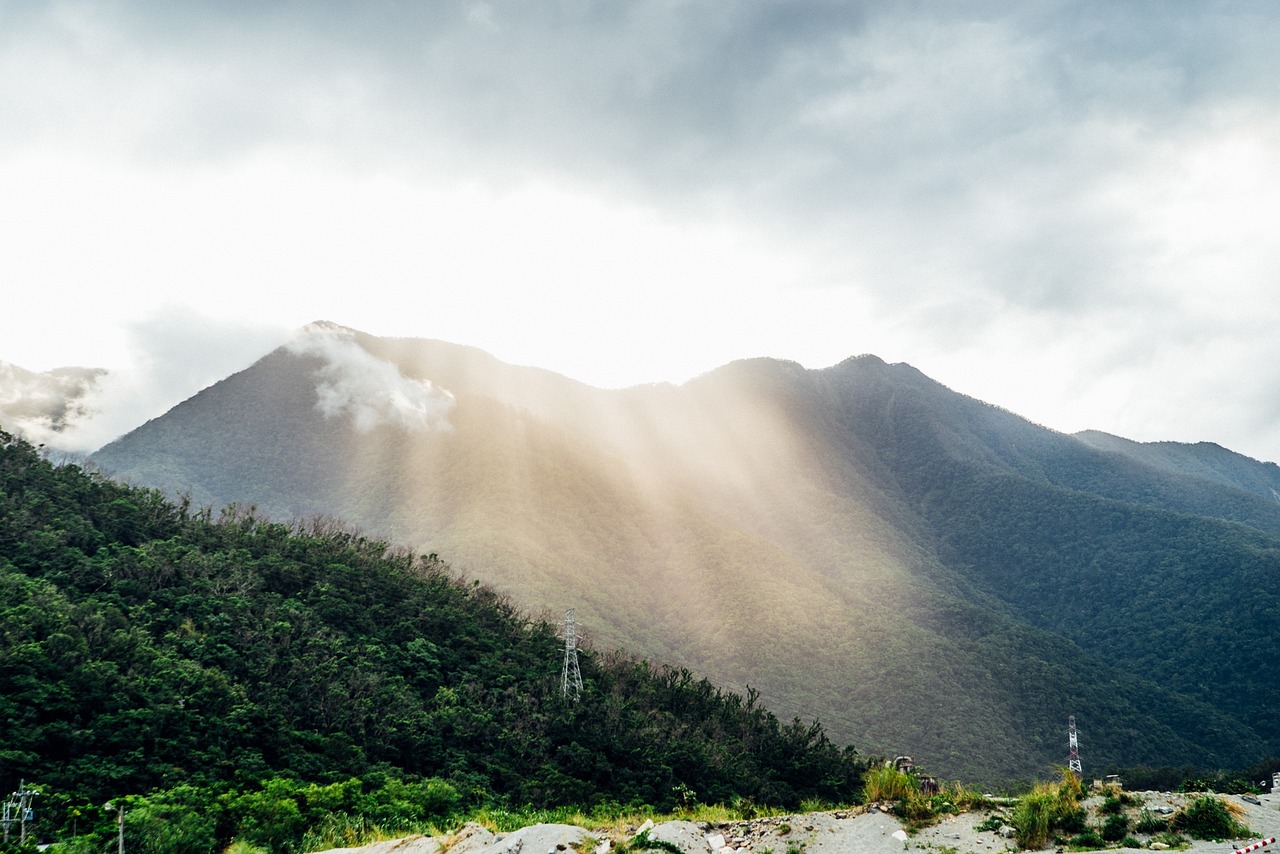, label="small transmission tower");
[561,609,583,701]
[1067,715,1082,776]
